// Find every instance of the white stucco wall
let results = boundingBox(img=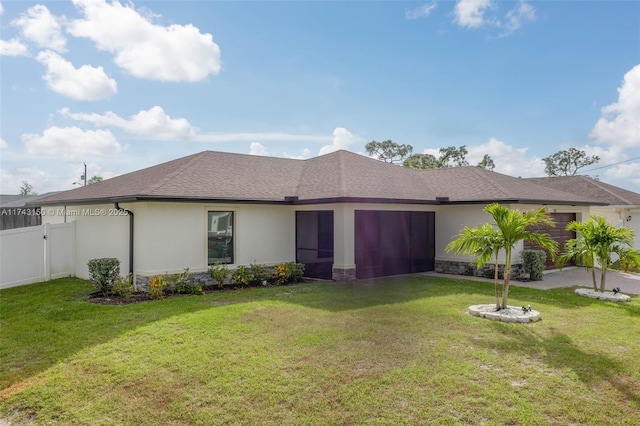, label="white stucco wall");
[130,202,296,276]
